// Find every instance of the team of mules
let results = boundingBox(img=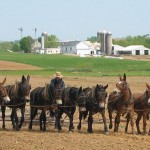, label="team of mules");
[0,74,150,135]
